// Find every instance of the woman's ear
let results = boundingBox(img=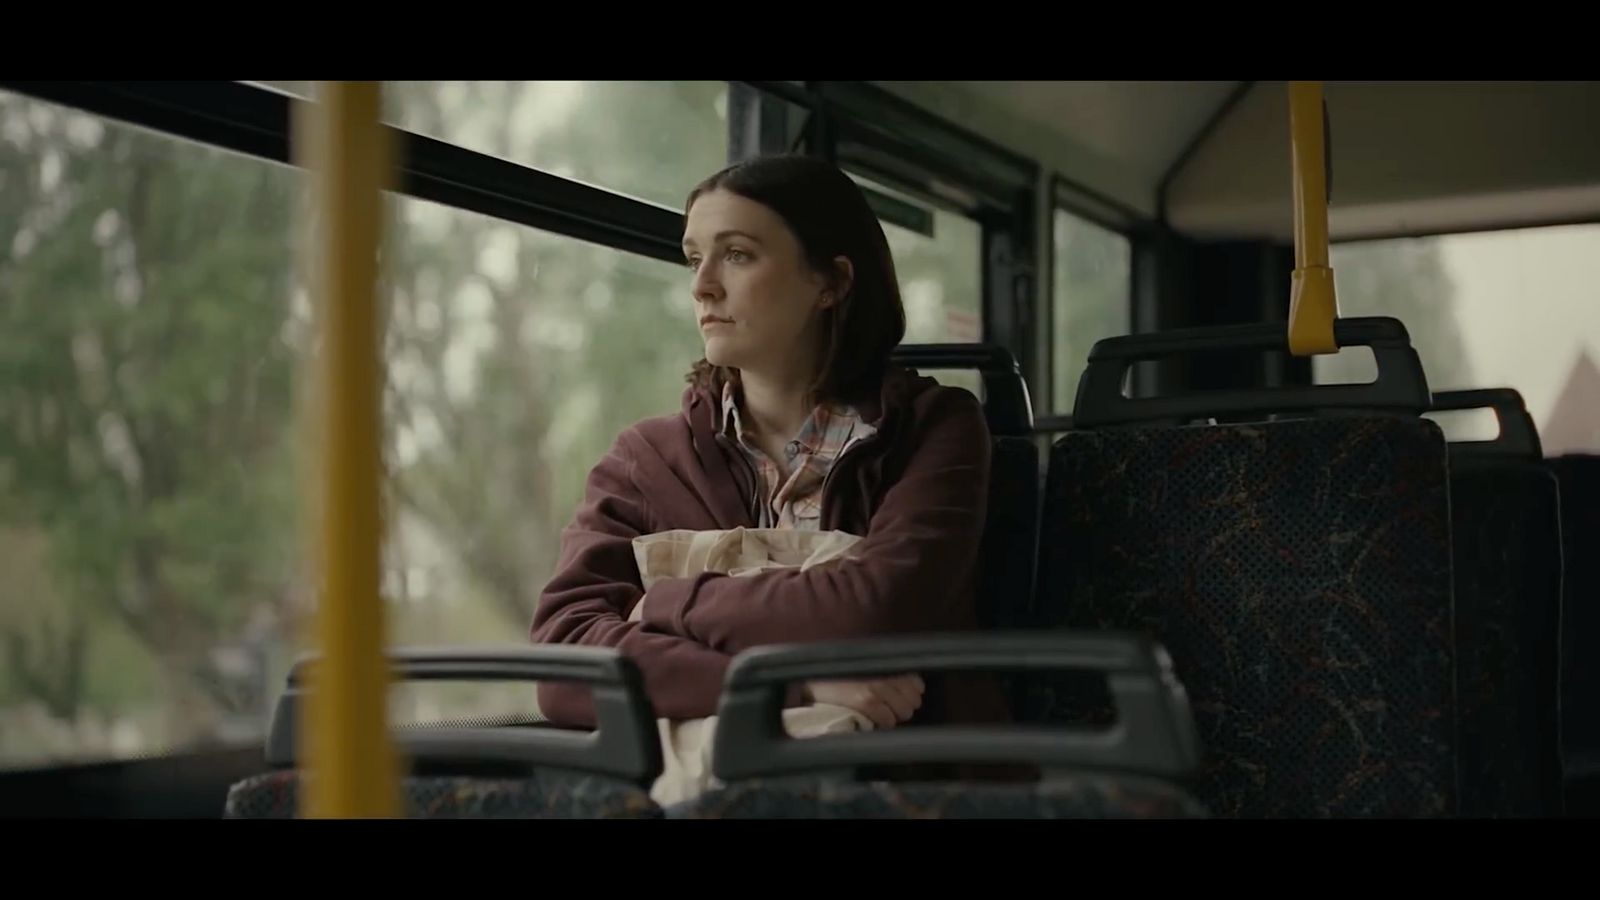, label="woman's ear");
[822,256,854,308]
